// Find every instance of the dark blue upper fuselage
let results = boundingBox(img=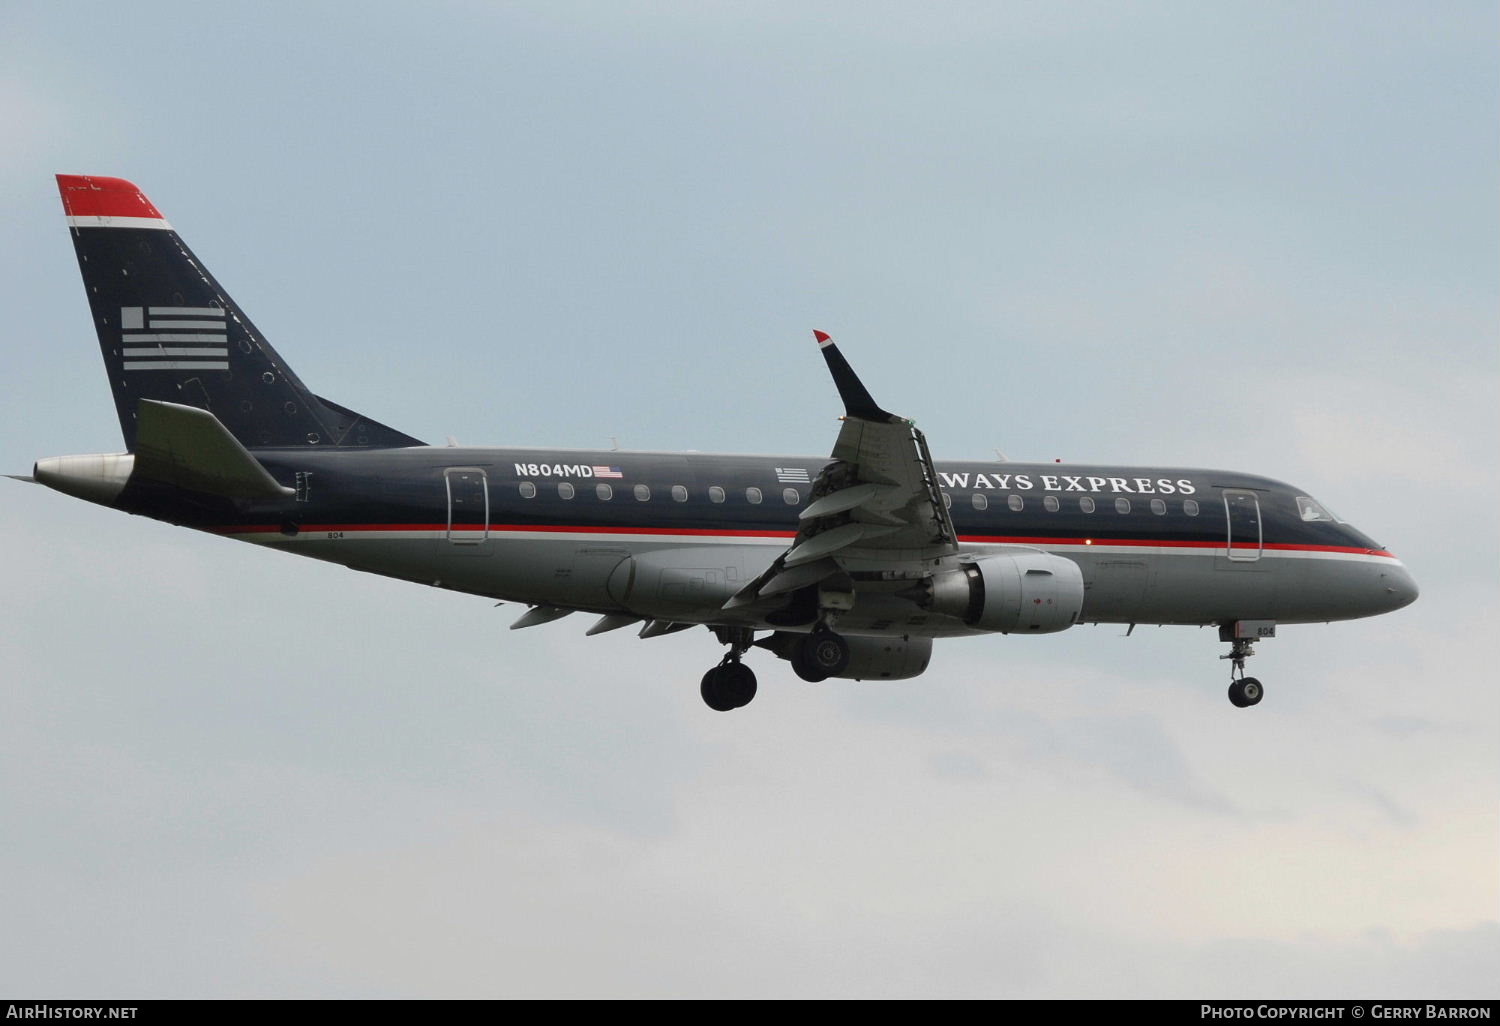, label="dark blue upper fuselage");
[112,445,1390,558]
